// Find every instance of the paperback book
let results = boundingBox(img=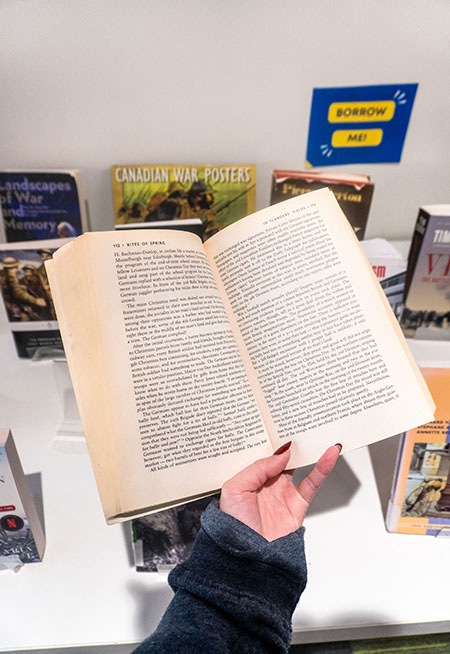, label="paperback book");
[386,367,450,535]
[110,164,256,240]
[0,428,45,568]
[400,205,450,339]
[0,170,89,243]
[45,189,434,524]
[132,495,219,572]
[270,169,374,240]
[0,238,71,357]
